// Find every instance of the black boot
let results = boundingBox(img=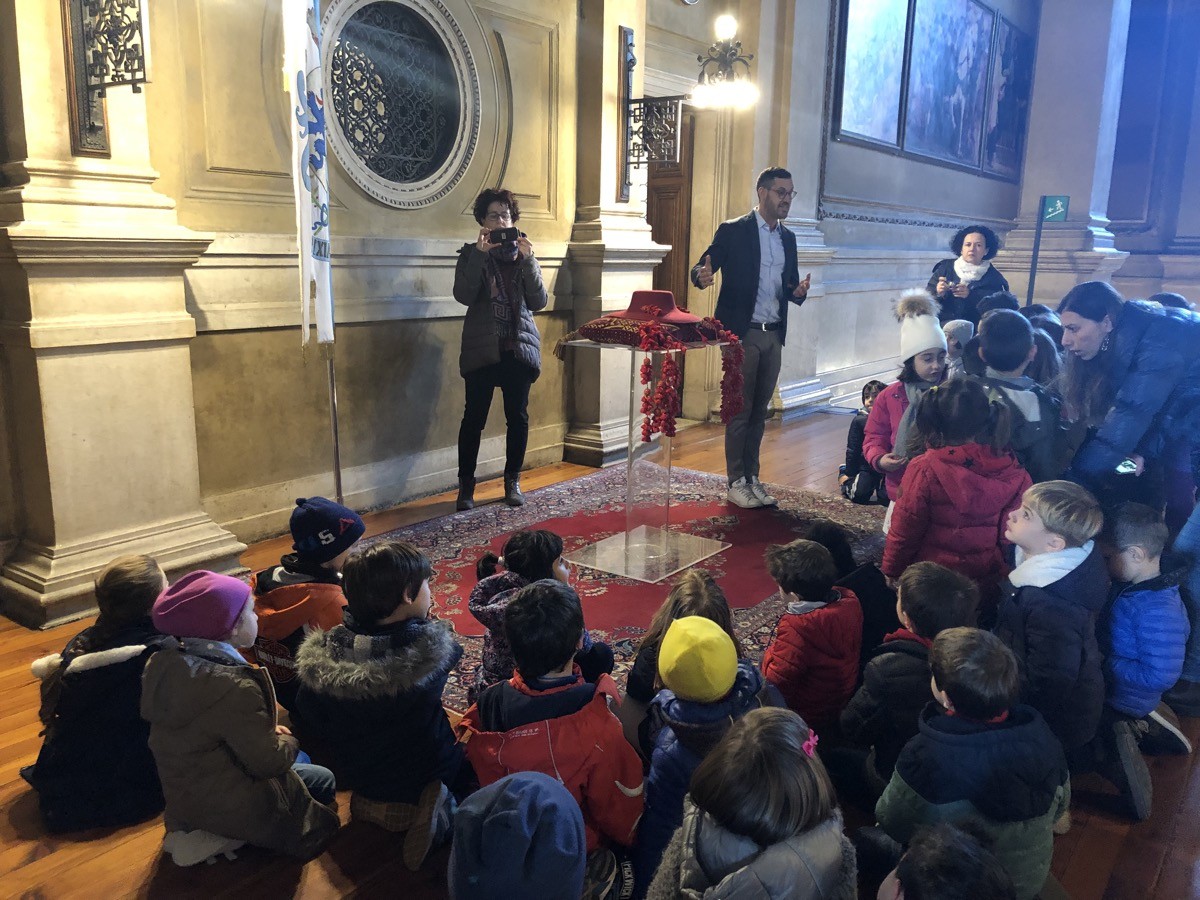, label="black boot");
[504,475,525,507]
[456,477,475,511]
